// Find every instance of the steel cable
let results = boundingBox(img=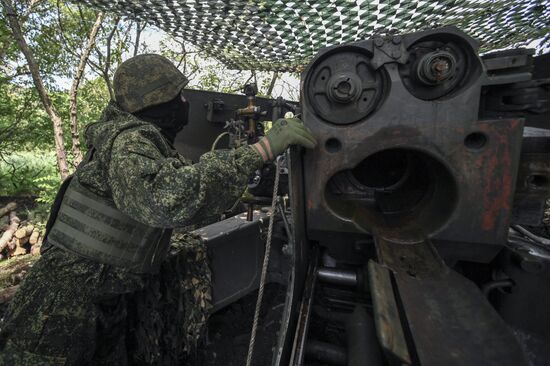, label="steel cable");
[245,156,281,366]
